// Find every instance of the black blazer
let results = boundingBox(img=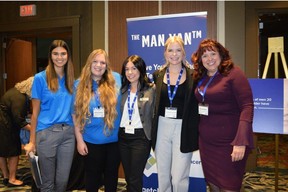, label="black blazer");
[151,65,199,153]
